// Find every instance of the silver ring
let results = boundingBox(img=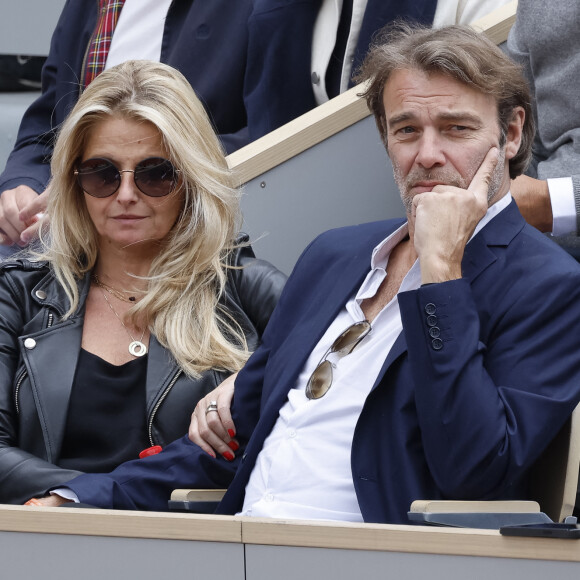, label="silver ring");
[205,401,219,415]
